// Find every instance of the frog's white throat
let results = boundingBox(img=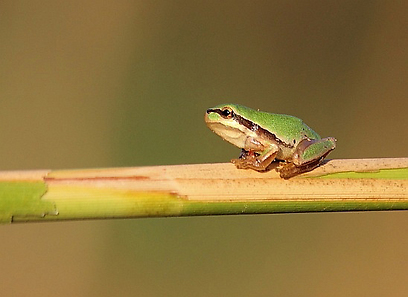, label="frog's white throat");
[206,121,252,148]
